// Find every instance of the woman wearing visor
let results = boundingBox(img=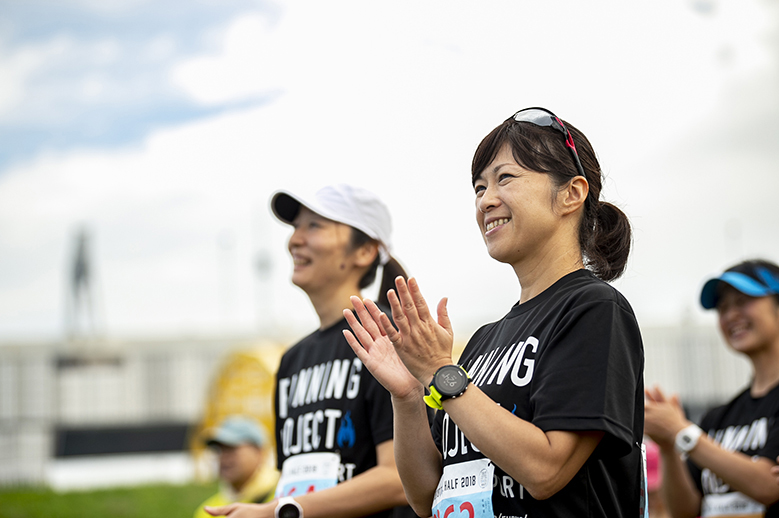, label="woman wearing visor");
[343,108,645,517]
[645,259,779,517]
[206,184,414,518]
